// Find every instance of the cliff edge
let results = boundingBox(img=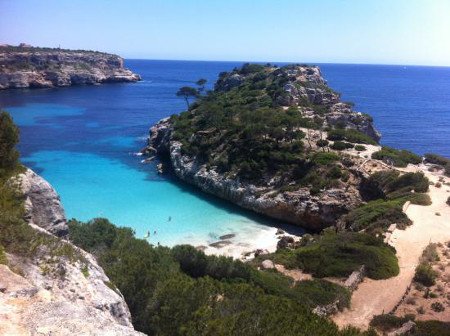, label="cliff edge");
[0,45,140,89]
